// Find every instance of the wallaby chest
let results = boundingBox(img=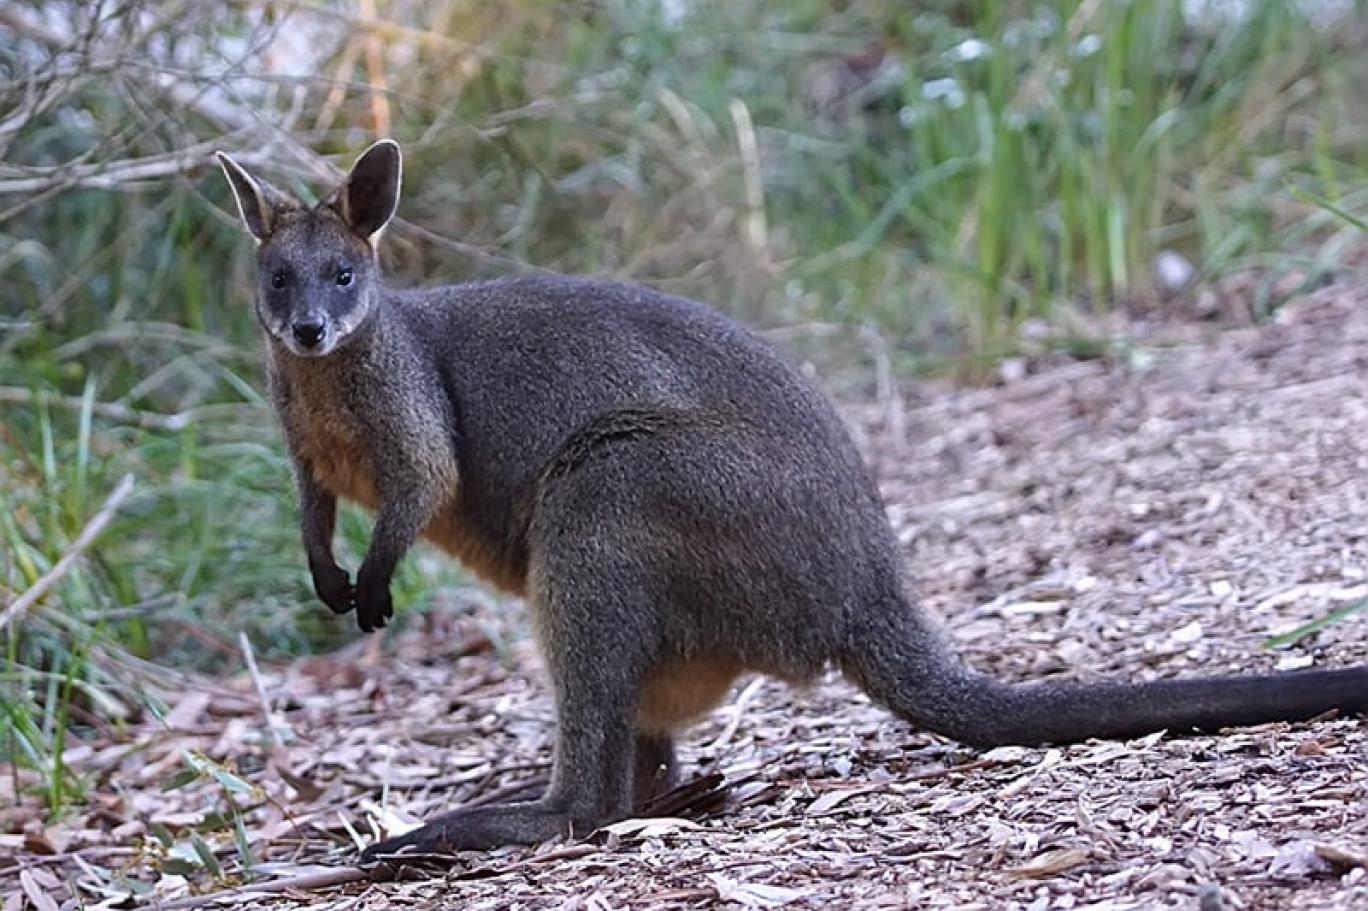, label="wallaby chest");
[273,355,384,510]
